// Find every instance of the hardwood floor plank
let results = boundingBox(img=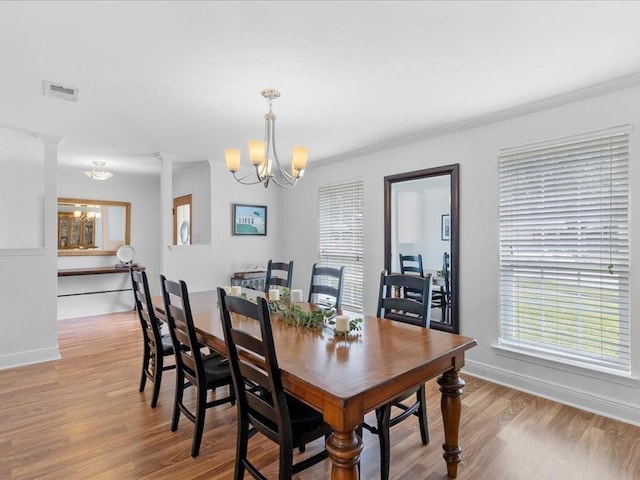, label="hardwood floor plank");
[0,311,638,479]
